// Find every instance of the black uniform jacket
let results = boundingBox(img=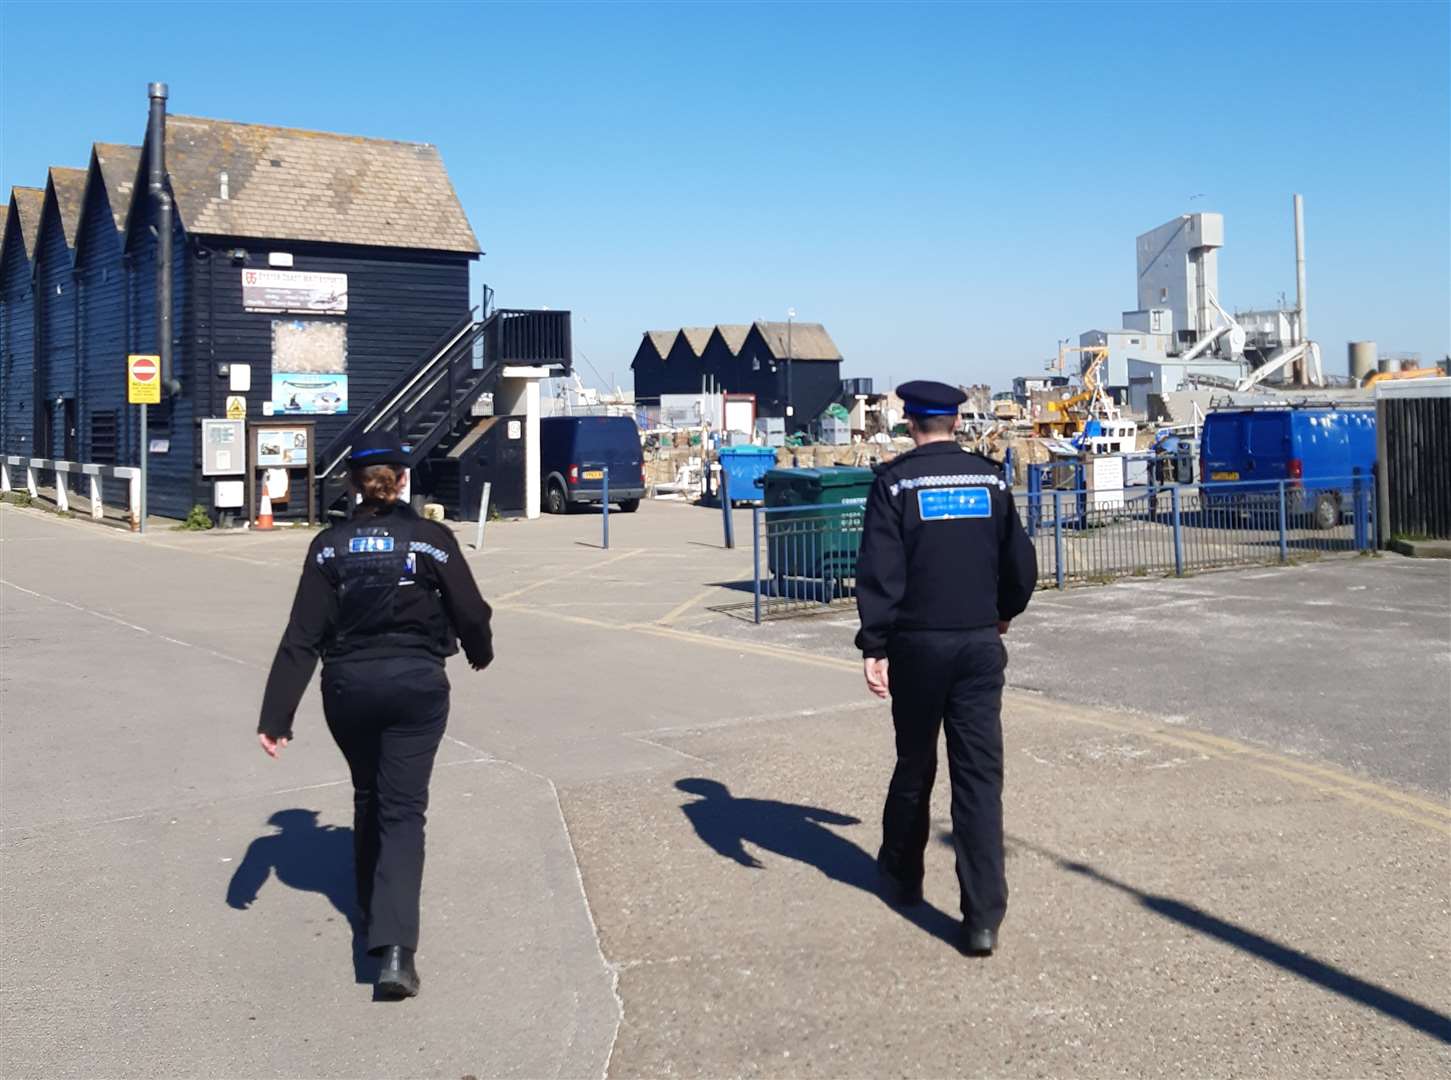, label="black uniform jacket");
[854,441,1037,658]
[258,503,494,738]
